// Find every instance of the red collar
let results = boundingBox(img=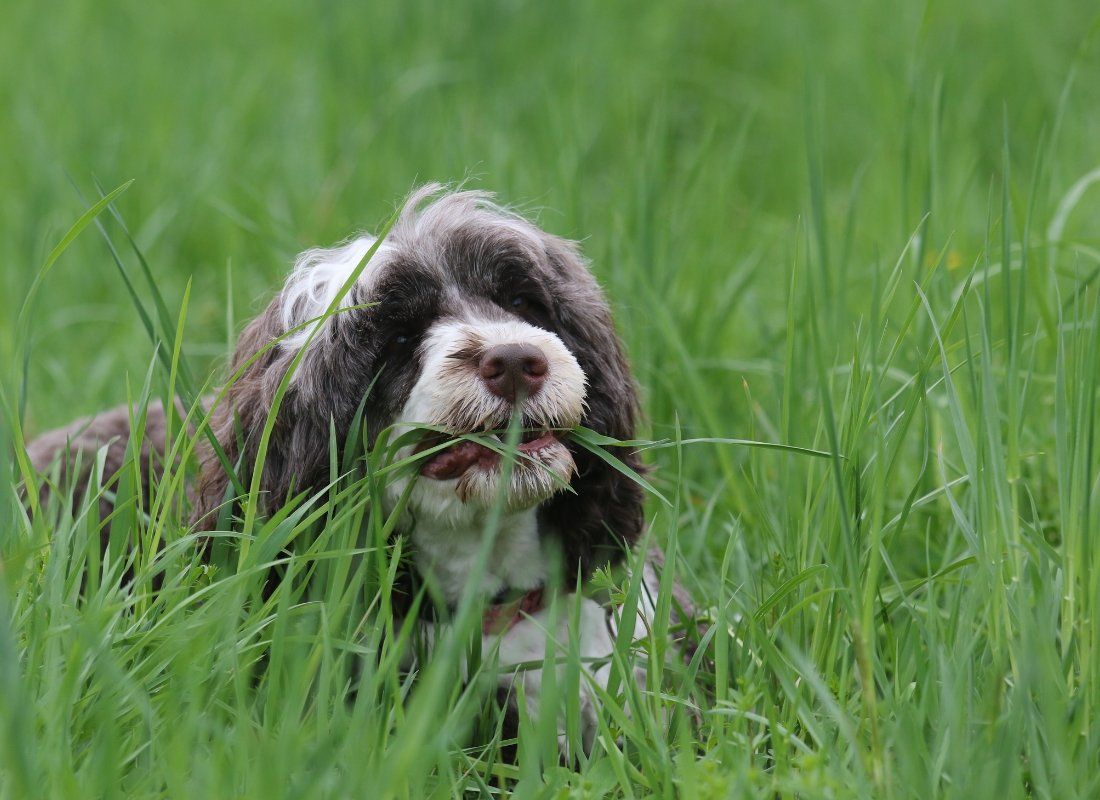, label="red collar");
[482,586,546,635]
